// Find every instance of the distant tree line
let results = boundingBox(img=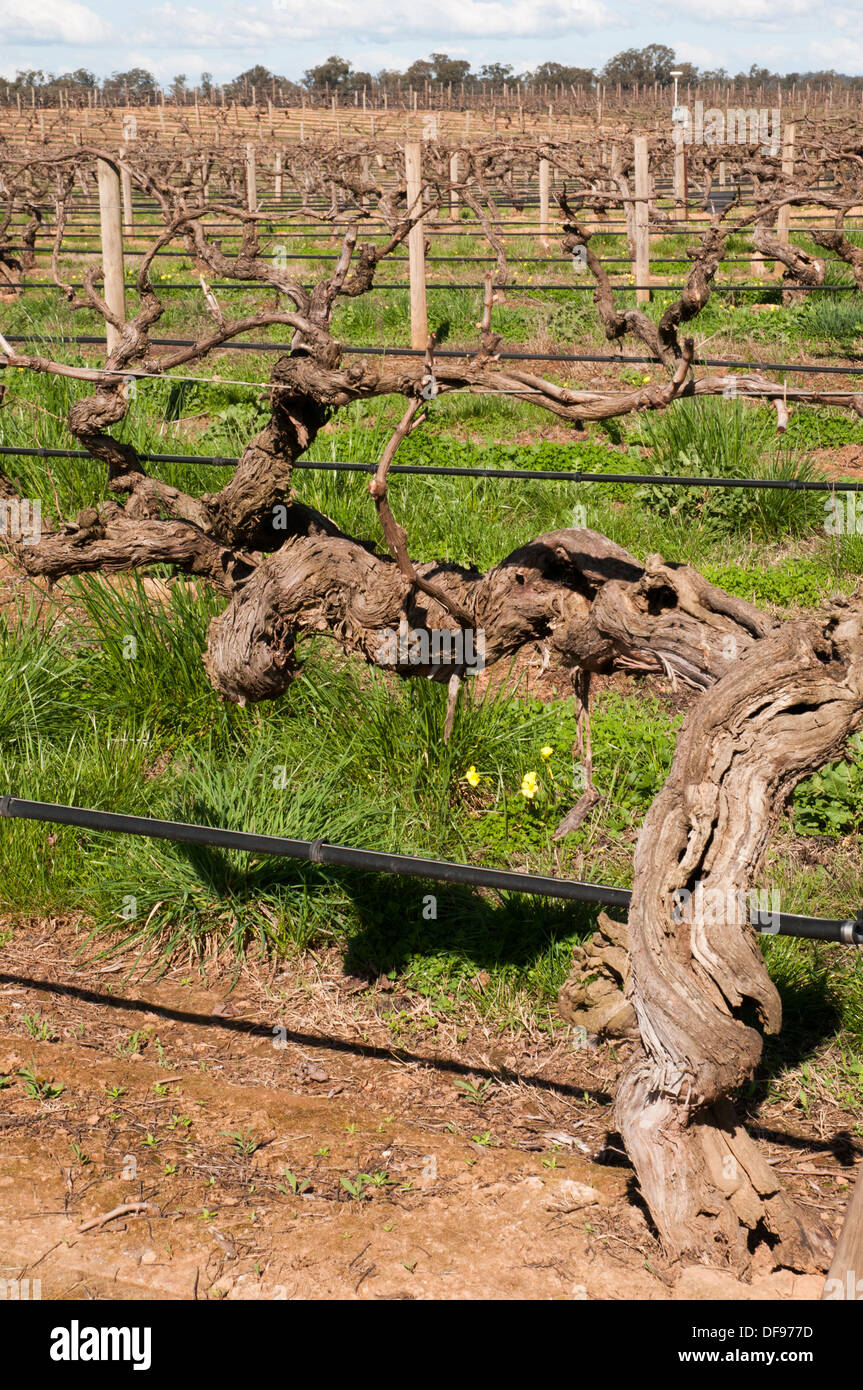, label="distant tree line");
[4,47,863,105]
